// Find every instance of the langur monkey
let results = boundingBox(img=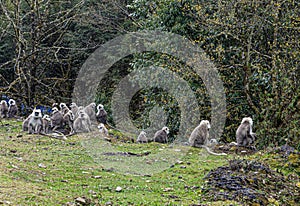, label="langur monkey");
[63,110,75,133]
[96,104,107,124]
[0,100,8,118]
[137,131,148,143]
[50,107,64,131]
[208,138,218,146]
[42,115,51,134]
[8,99,18,118]
[231,117,257,147]
[75,106,84,119]
[73,111,91,133]
[98,123,108,136]
[189,120,227,156]
[59,103,69,114]
[28,108,43,134]
[70,103,79,117]
[83,102,96,122]
[153,126,169,143]
[22,114,33,131]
